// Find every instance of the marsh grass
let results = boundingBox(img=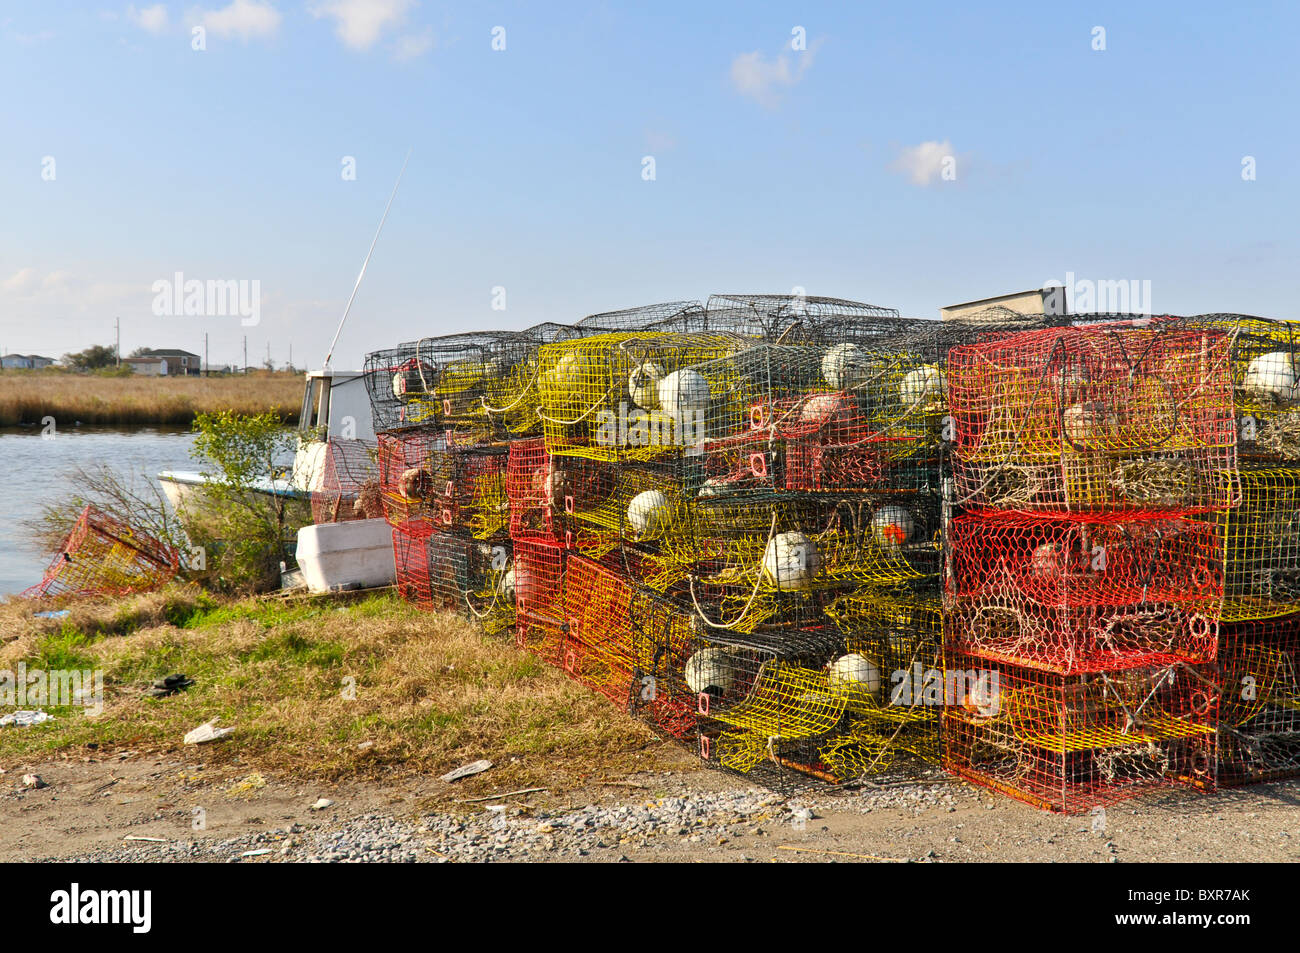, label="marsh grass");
[0,370,302,428]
